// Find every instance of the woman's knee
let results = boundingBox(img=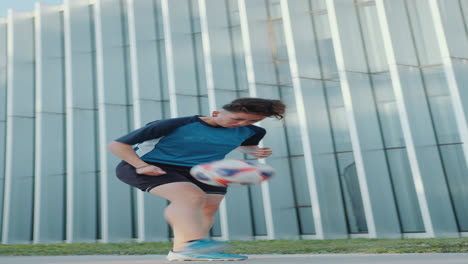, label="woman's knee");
[203,194,224,217]
[203,204,219,217]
